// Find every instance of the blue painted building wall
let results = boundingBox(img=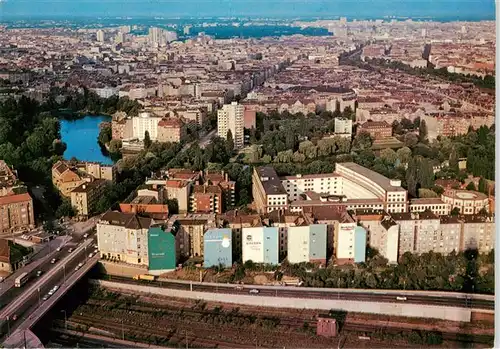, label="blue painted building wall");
[309,224,327,263]
[262,227,279,265]
[354,226,367,263]
[204,228,233,268]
